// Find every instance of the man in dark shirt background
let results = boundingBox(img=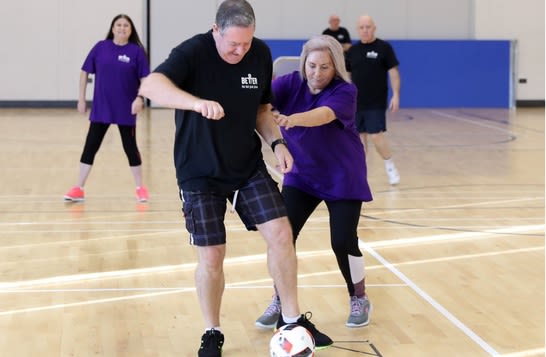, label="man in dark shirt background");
[322,14,352,52]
